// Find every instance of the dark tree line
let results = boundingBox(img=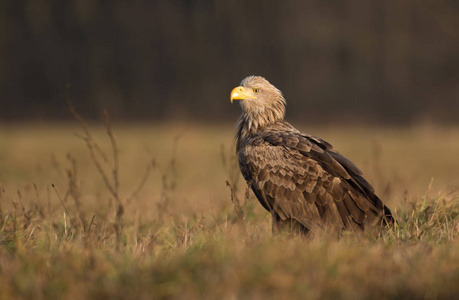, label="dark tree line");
[1,0,458,124]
